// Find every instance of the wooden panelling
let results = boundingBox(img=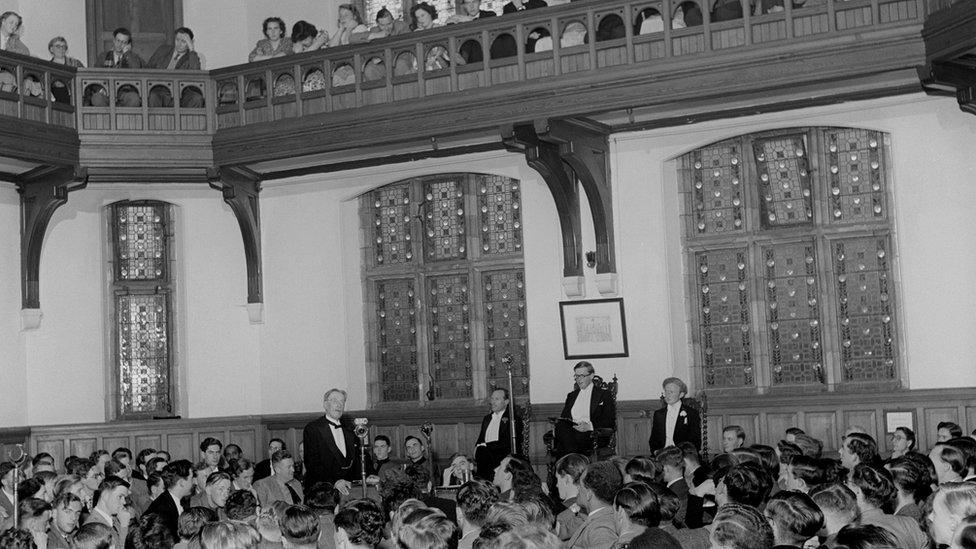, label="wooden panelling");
[764,413,799,445]
[924,407,959,447]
